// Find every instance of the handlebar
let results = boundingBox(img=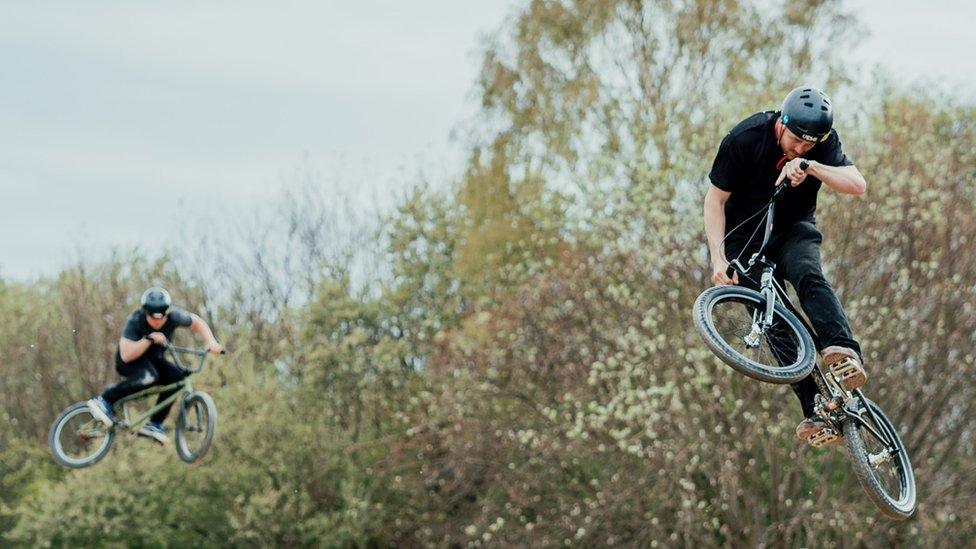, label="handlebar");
[162,343,225,373]
[772,160,810,196]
